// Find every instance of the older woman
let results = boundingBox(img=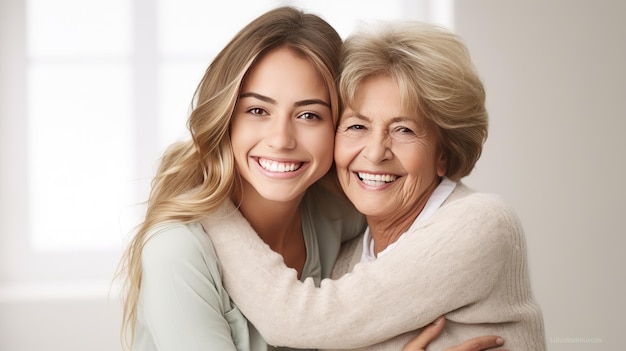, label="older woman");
[203,21,545,350]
